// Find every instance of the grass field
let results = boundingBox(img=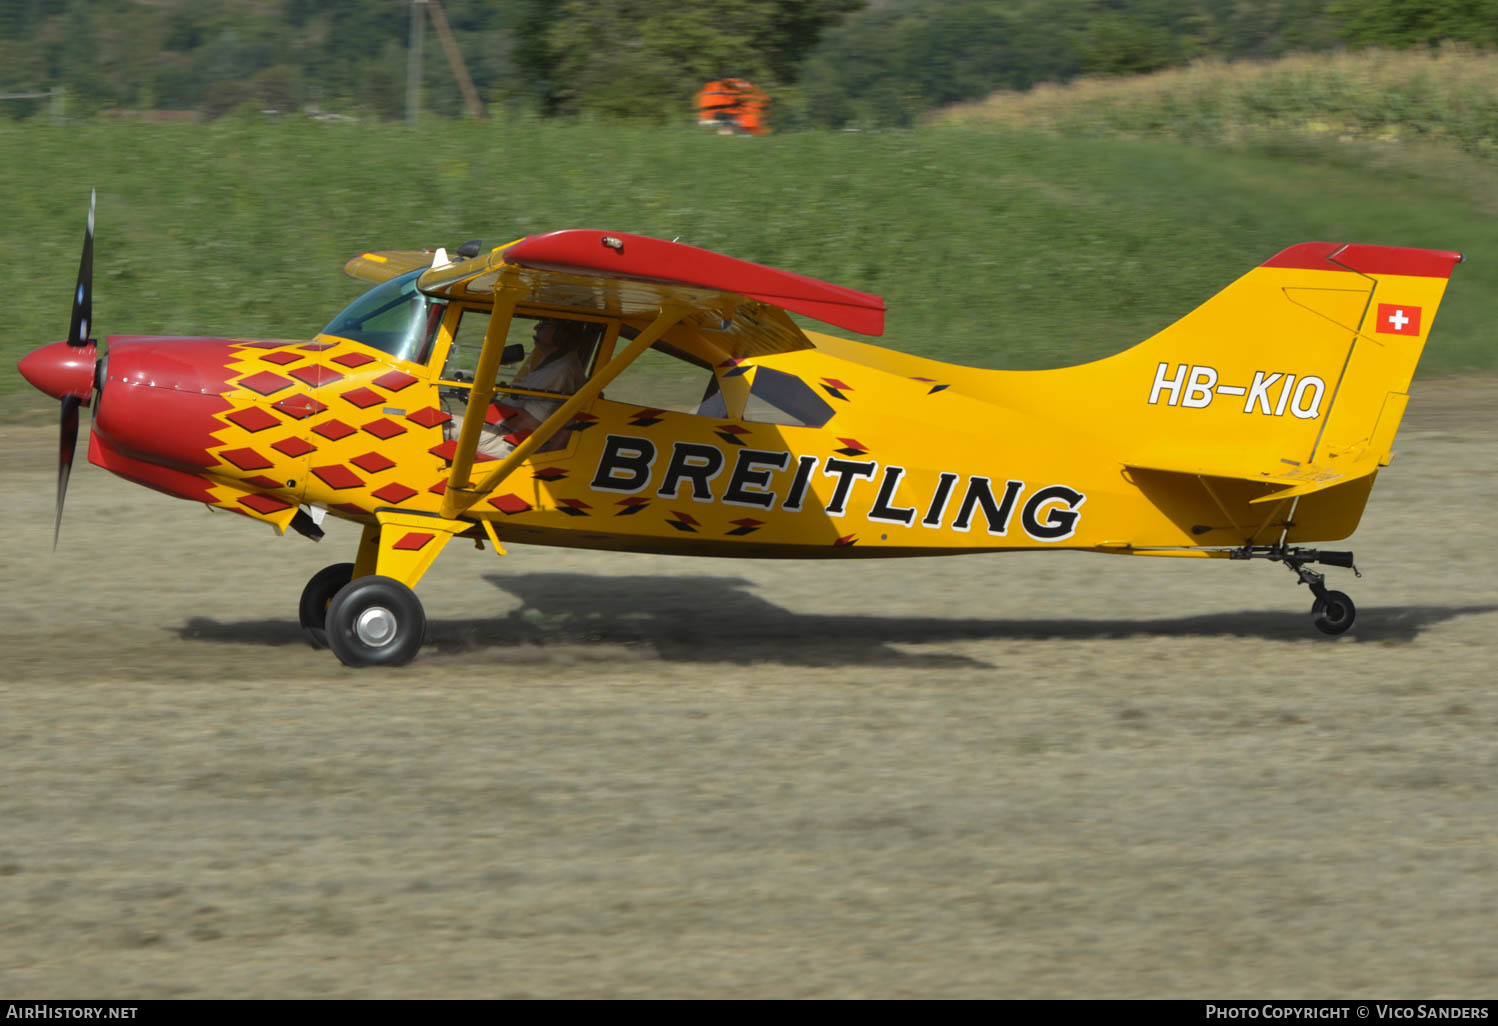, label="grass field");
[3,93,1497,409]
[3,382,1497,997]
[4,58,1497,997]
